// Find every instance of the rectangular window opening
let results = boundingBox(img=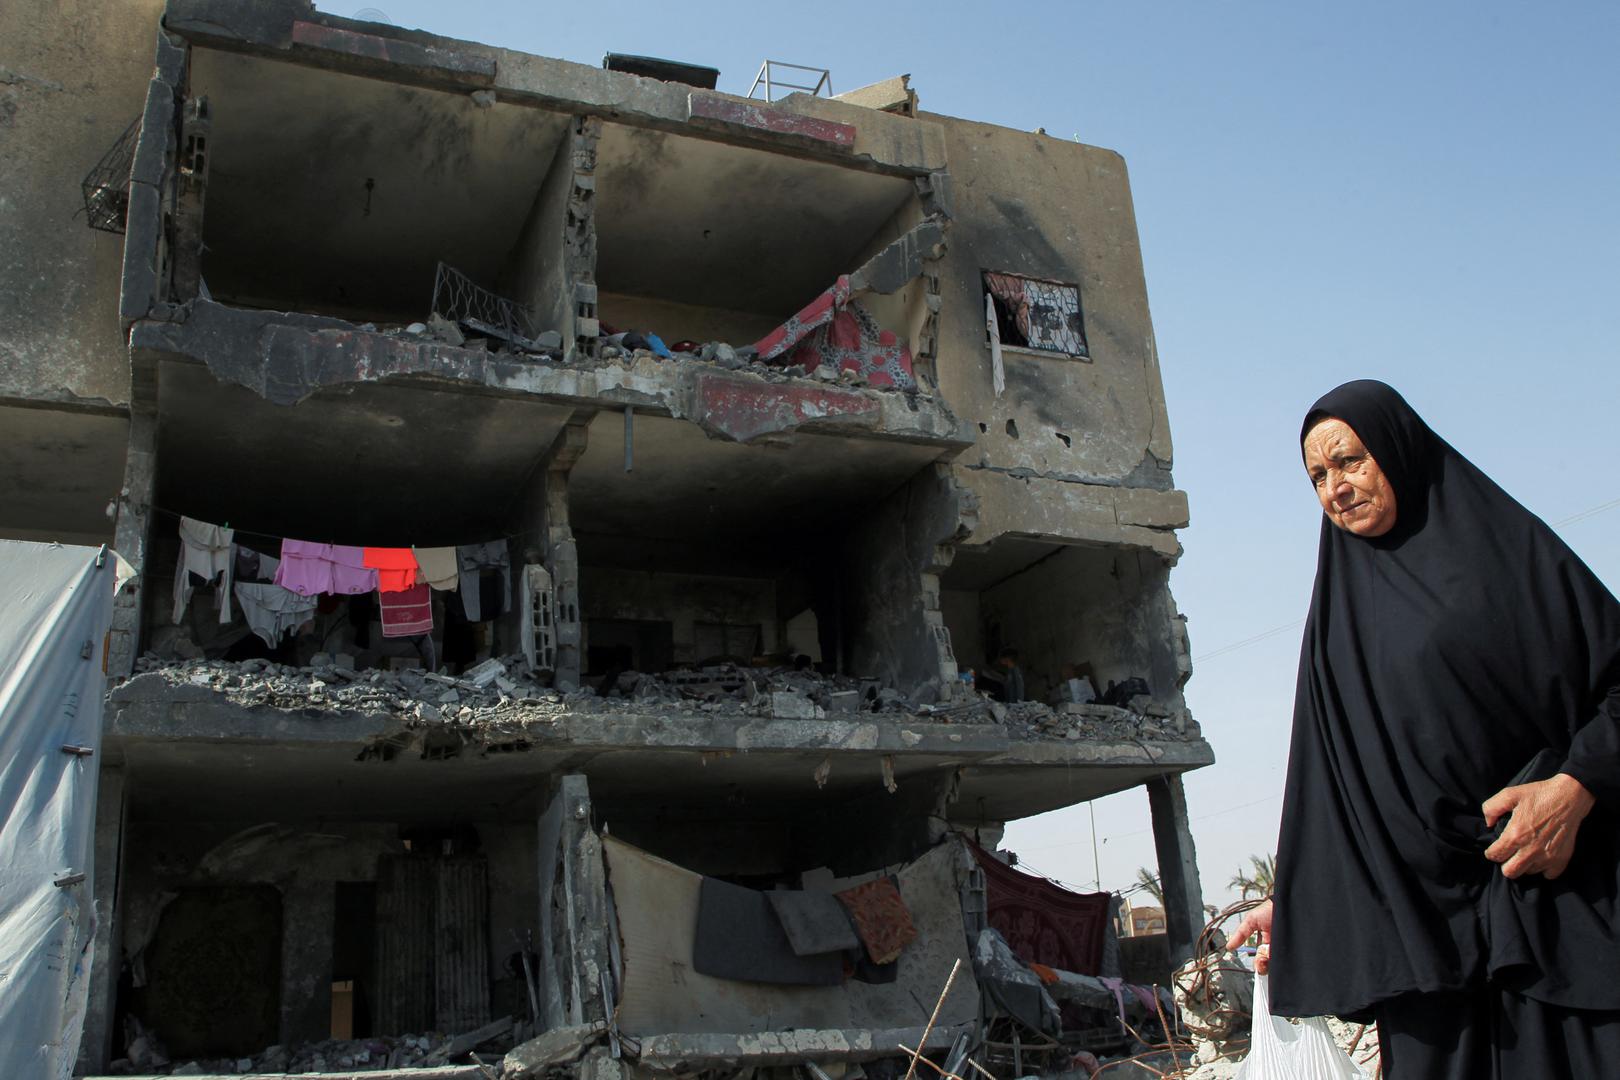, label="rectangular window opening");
[983,271,1089,359]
